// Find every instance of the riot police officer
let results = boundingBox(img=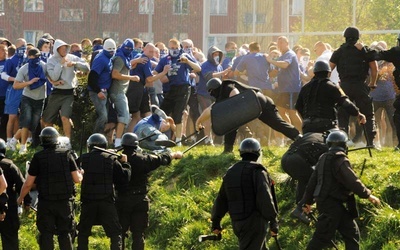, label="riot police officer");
[374,34,400,150]
[296,60,366,133]
[77,133,131,250]
[116,132,182,250]
[196,78,301,153]
[0,138,31,249]
[211,138,278,249]
[18,127,82,250]
[330,27,378,146]
[302,130,380,249]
